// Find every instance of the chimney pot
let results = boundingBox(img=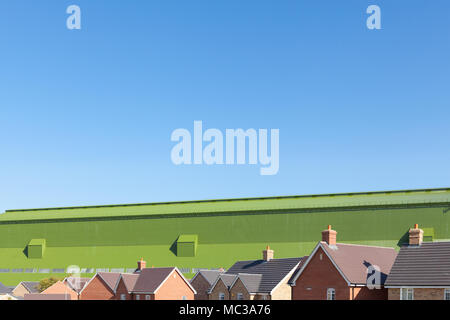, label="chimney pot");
[322,225,337,246]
